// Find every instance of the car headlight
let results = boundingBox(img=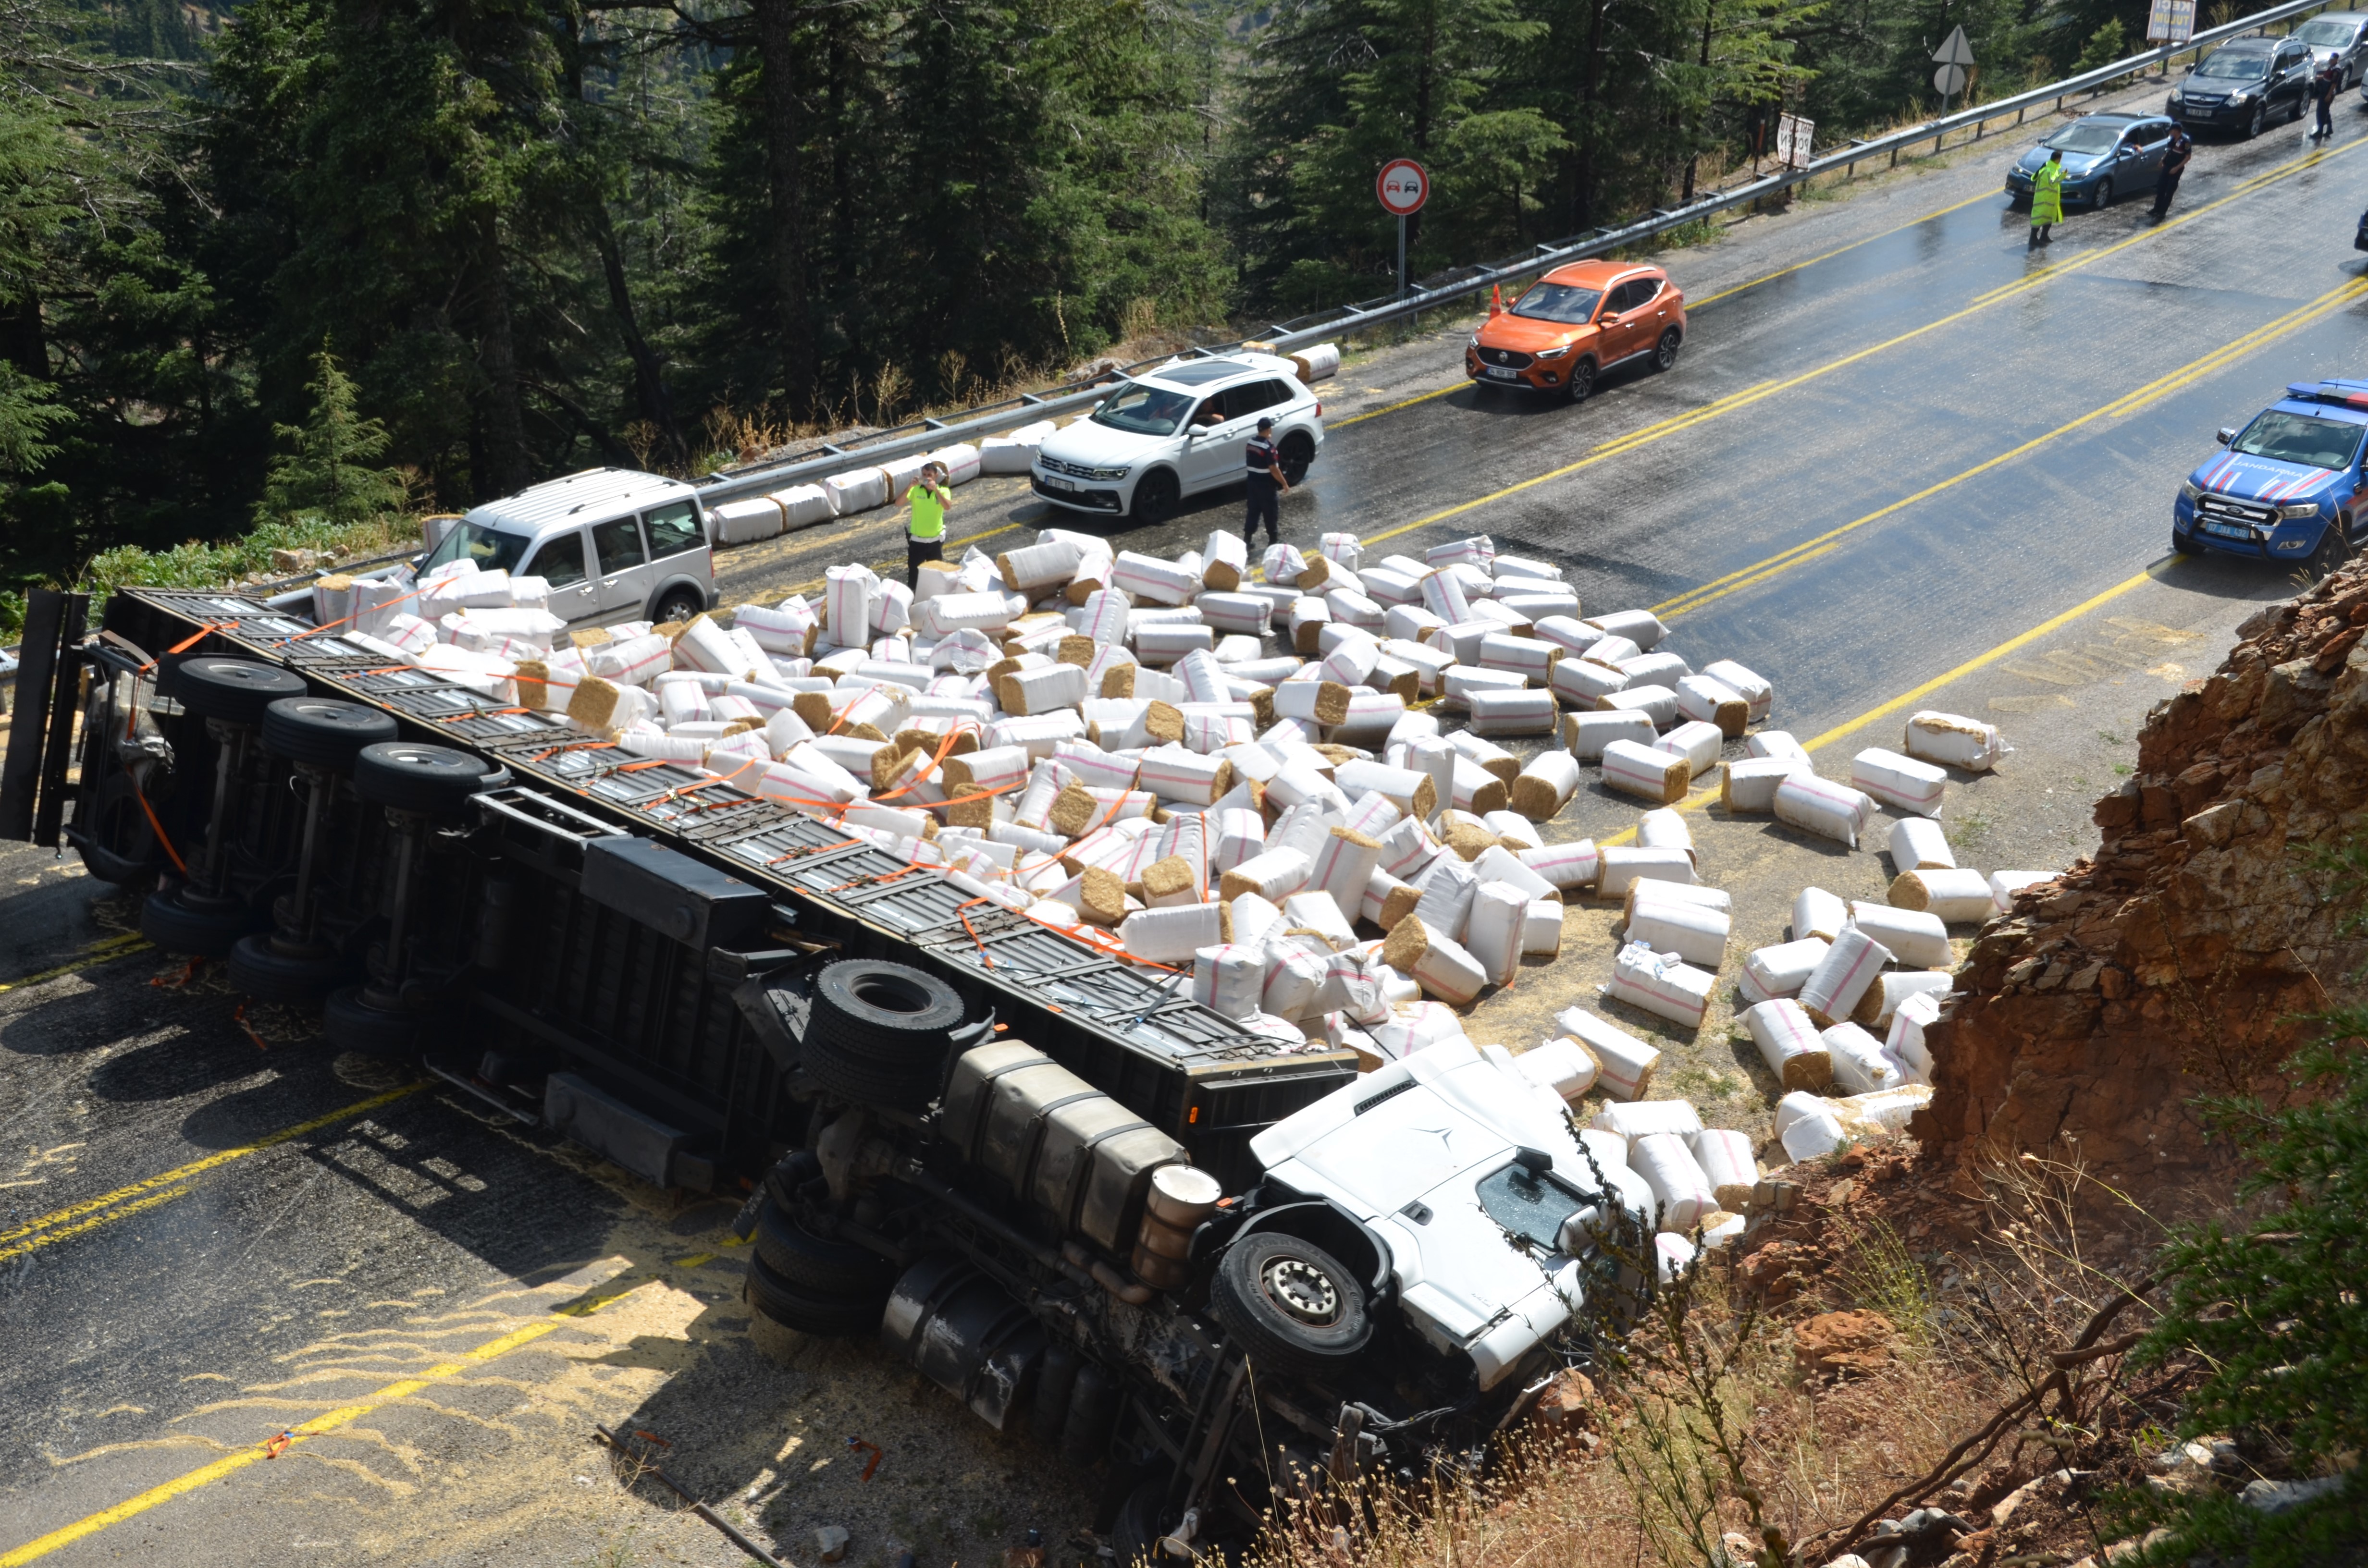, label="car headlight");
[2279,501,2322,519]
[1535,345,1570,360]
[2180,481,2202,503]
[1469,334,1480,350]
[1089,466,1131,482]
[2228,89,2253,103]
[2169,91,2184,103]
